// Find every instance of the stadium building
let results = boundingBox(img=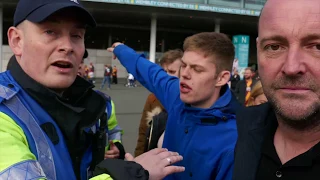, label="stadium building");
[0,0,264,77]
